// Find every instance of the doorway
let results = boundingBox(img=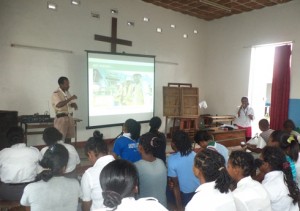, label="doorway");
[248,45,275,136]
